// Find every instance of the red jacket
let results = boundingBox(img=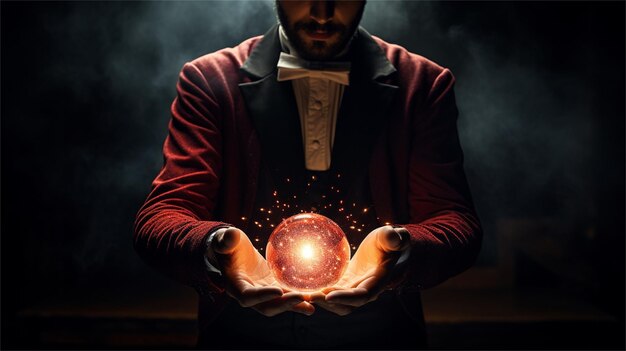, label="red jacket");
[134,25,481,305]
